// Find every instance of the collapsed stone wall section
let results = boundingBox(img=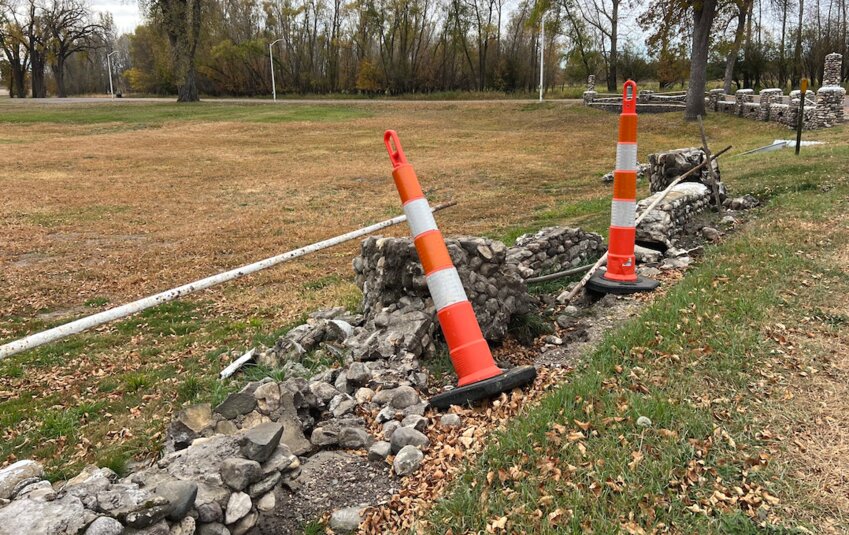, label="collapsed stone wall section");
[353,236,529,344]
[506,227,605,279]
